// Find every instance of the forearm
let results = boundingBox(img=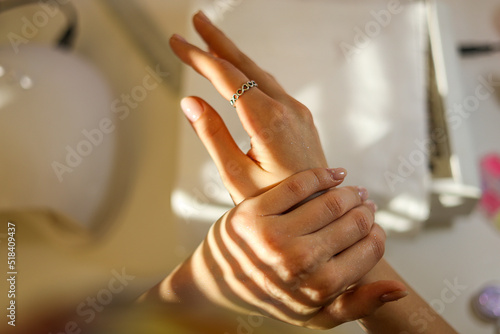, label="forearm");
[358,258,458,334]
[141,233,265,318]
[139,254,251,333]
[138,249,240,330]
[140,246,223,308]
